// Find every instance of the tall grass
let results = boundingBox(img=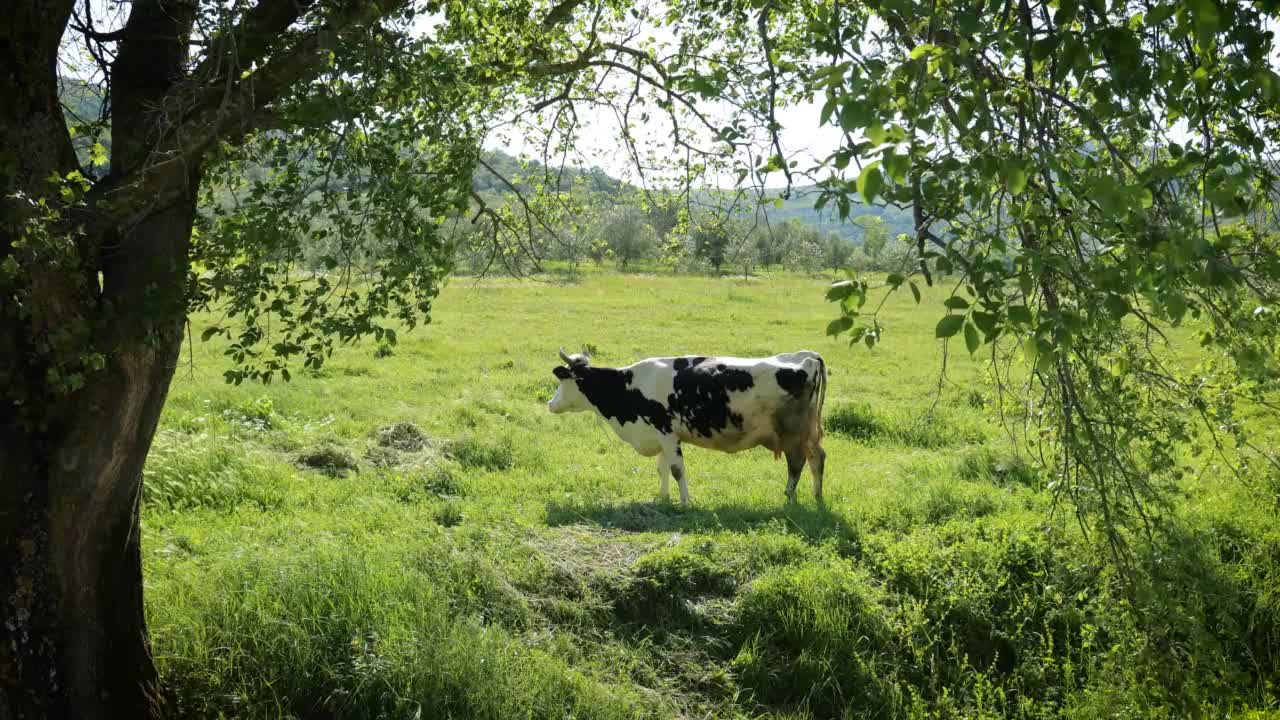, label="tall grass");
[144,271,1280,719]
